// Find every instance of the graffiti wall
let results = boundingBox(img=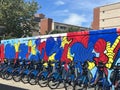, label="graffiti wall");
[0,28,120,83]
